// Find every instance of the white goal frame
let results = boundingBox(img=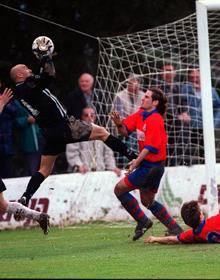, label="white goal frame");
[196,0,220,216]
